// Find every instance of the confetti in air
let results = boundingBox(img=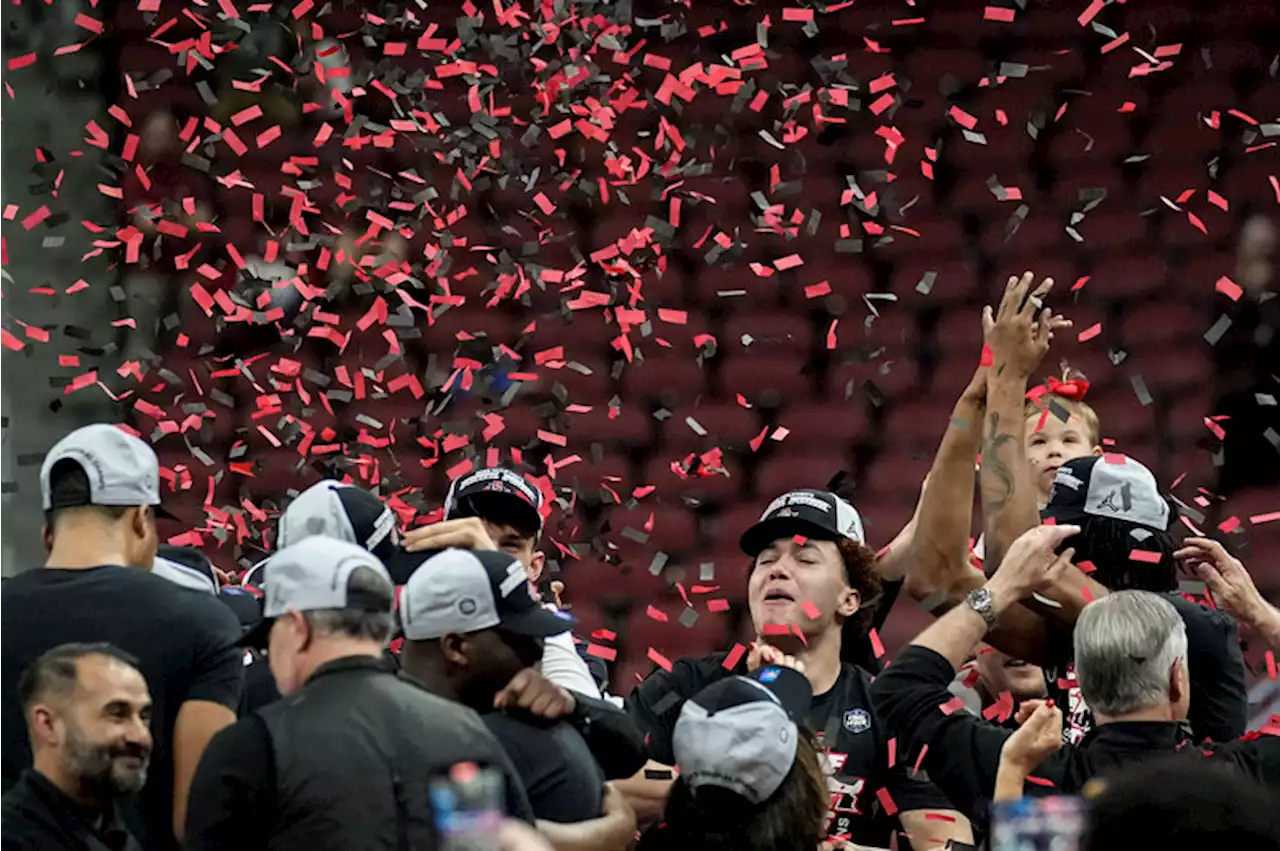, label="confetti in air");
[2,0,1278,684]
